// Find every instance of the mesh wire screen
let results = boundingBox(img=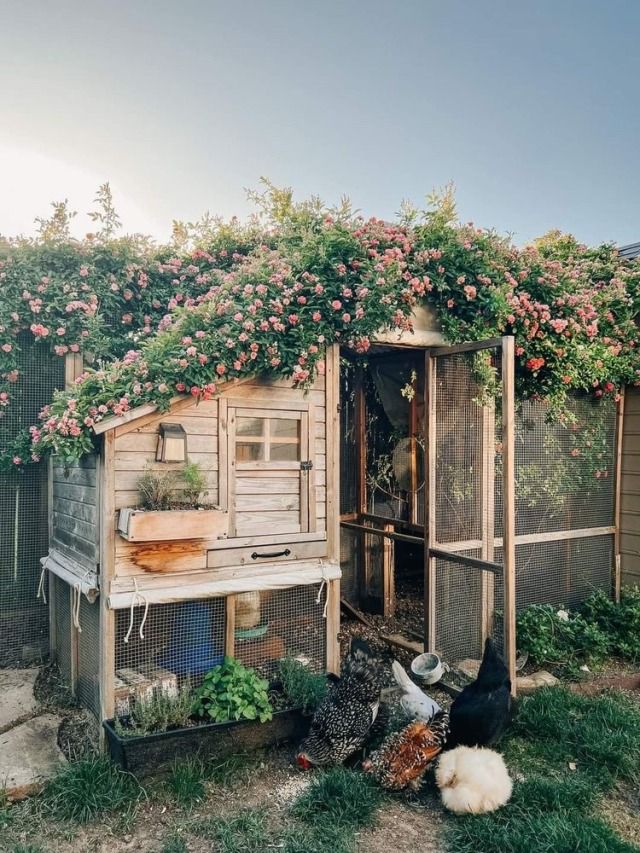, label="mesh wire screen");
[77,595,101,717]
[434,556,506,667]
[0,335,65,665]
[53,574,72,687]
[235,584,326,677]
[340,362,358,515]
[340,527,361,605]
[512,536,614,611]
[115,597,226,691]
[434,352,493,547]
